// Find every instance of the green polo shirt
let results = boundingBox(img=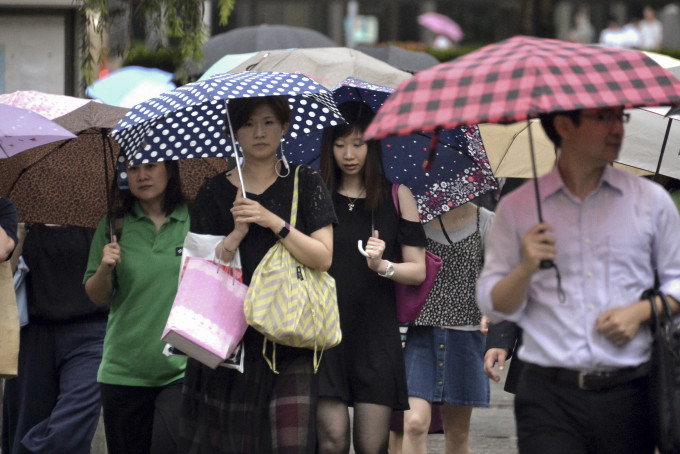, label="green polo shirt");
[84,202,189,386]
